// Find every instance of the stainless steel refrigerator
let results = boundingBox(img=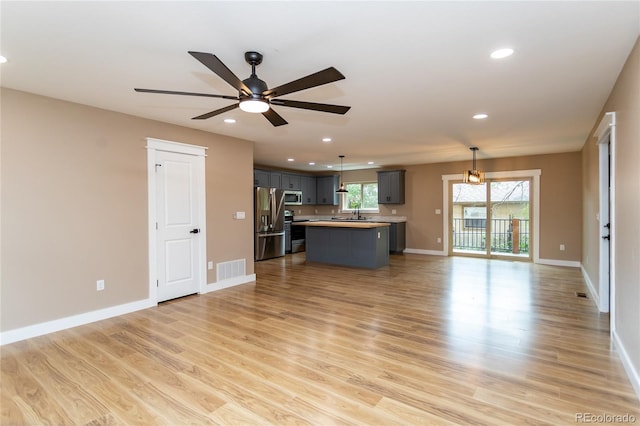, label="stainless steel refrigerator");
[254,187,286,260]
